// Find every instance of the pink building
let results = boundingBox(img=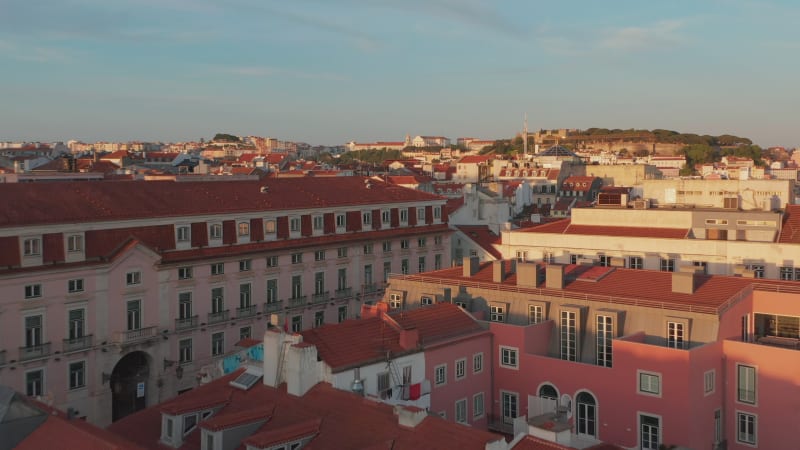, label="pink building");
[385,258,800,449]
[0,177,450,426]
